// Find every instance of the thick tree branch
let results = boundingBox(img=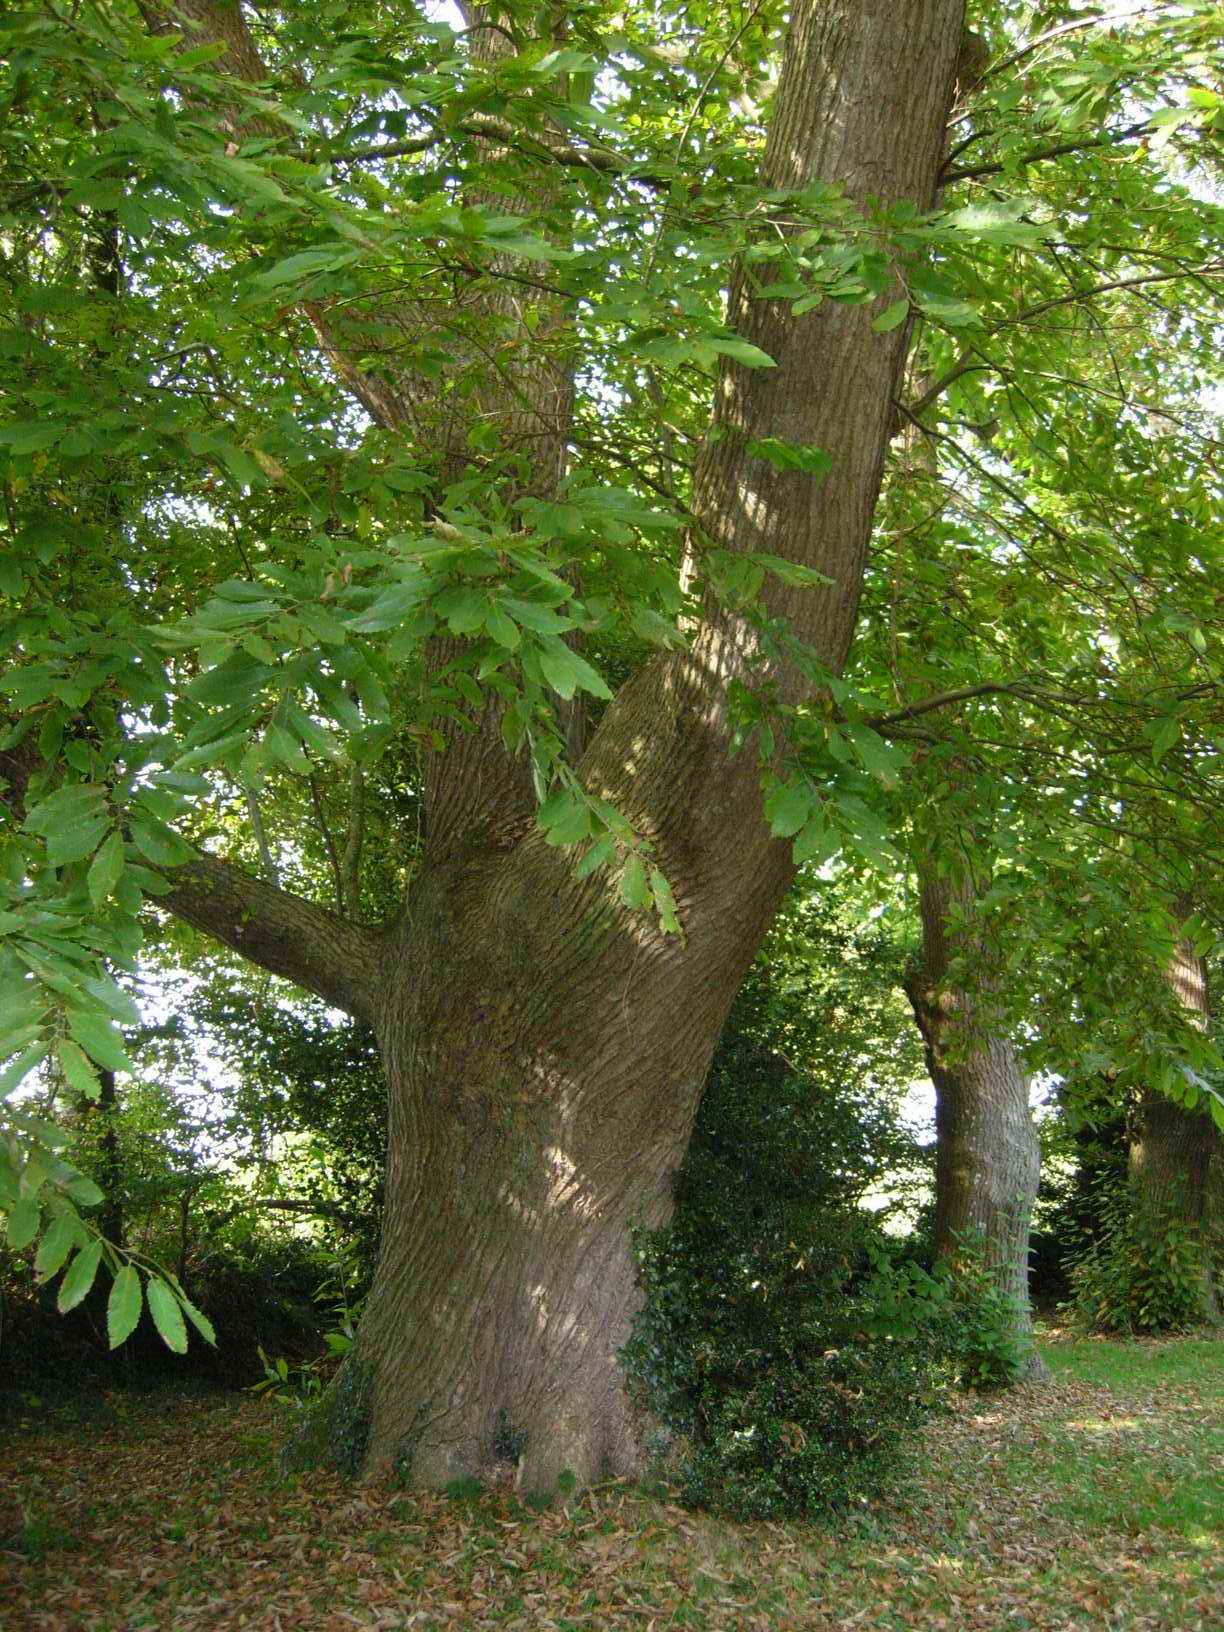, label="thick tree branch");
[161,854,385,1027]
